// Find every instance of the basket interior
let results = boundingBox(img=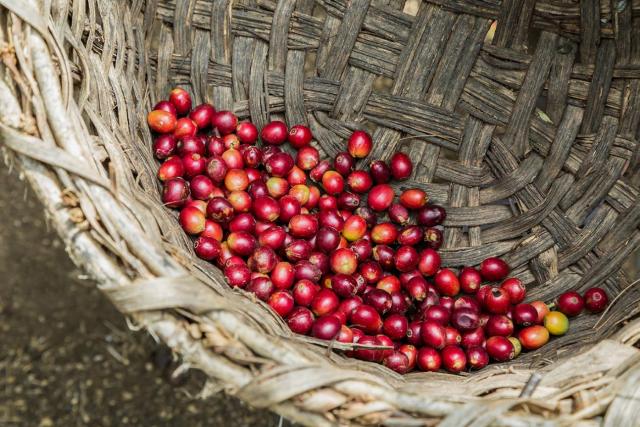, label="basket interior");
[125,0,640,361]
[5,0,640,415]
